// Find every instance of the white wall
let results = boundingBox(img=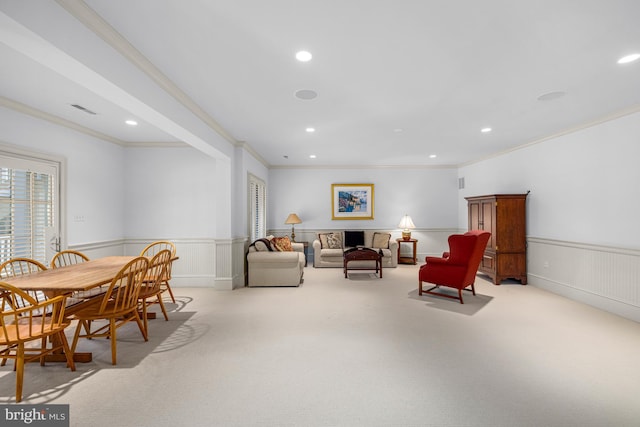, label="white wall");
[458,112,640,321]
[0,105,125,246]
[0,106,240,289]
[269,167,459,230]
[268,166,459,258]
[123,146,218,239]
[458,112,640,249]
[234,146,269,239]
